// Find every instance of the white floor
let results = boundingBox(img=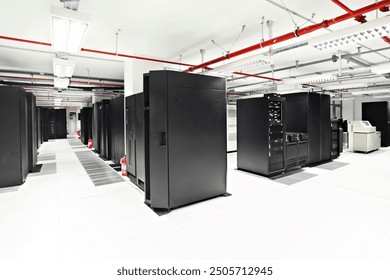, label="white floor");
[1,138,390,261]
